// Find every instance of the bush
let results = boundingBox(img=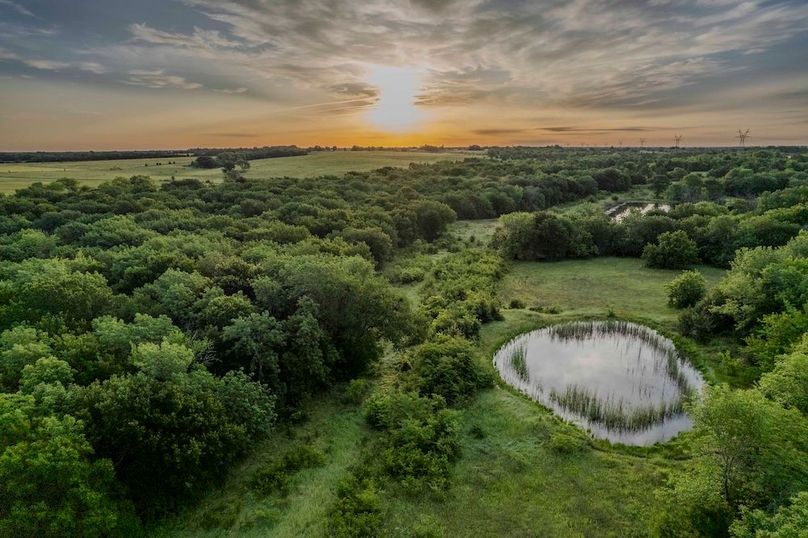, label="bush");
[666,270,707,308]
[508,298,526,309]
[342,378,372,405]
[363,392,461,491]
[327,476,382,538]
[408,336,488,405]
[642,230,699,269]
[250,445,326,496]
